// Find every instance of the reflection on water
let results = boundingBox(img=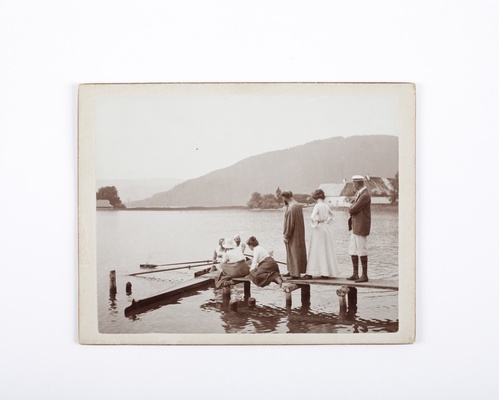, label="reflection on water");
[196,283,398,334]
[108,292,119,322]
[97,207,399,334]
